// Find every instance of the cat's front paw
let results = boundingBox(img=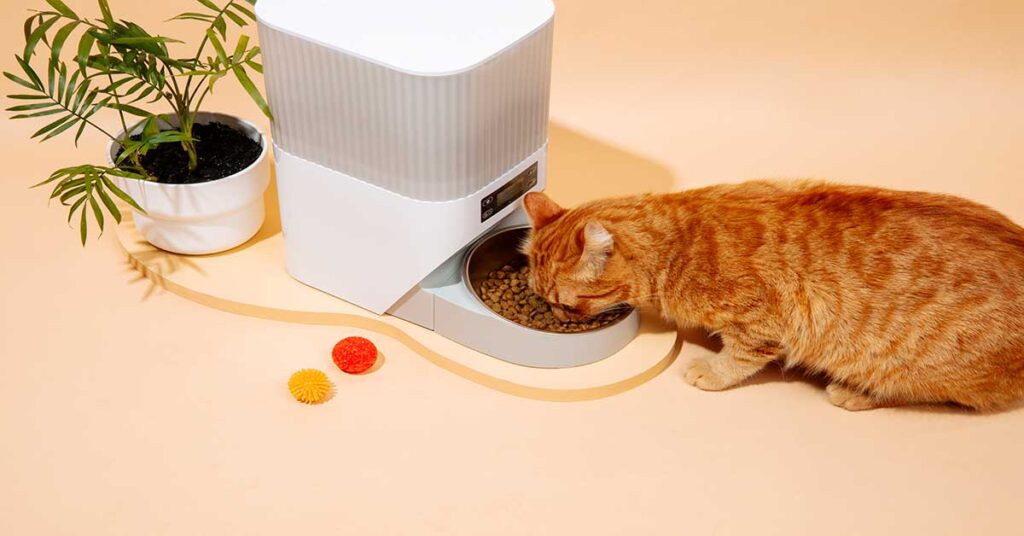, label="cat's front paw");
[684,357,732,391]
